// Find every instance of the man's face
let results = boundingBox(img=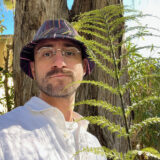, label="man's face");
[30,39,87,97]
